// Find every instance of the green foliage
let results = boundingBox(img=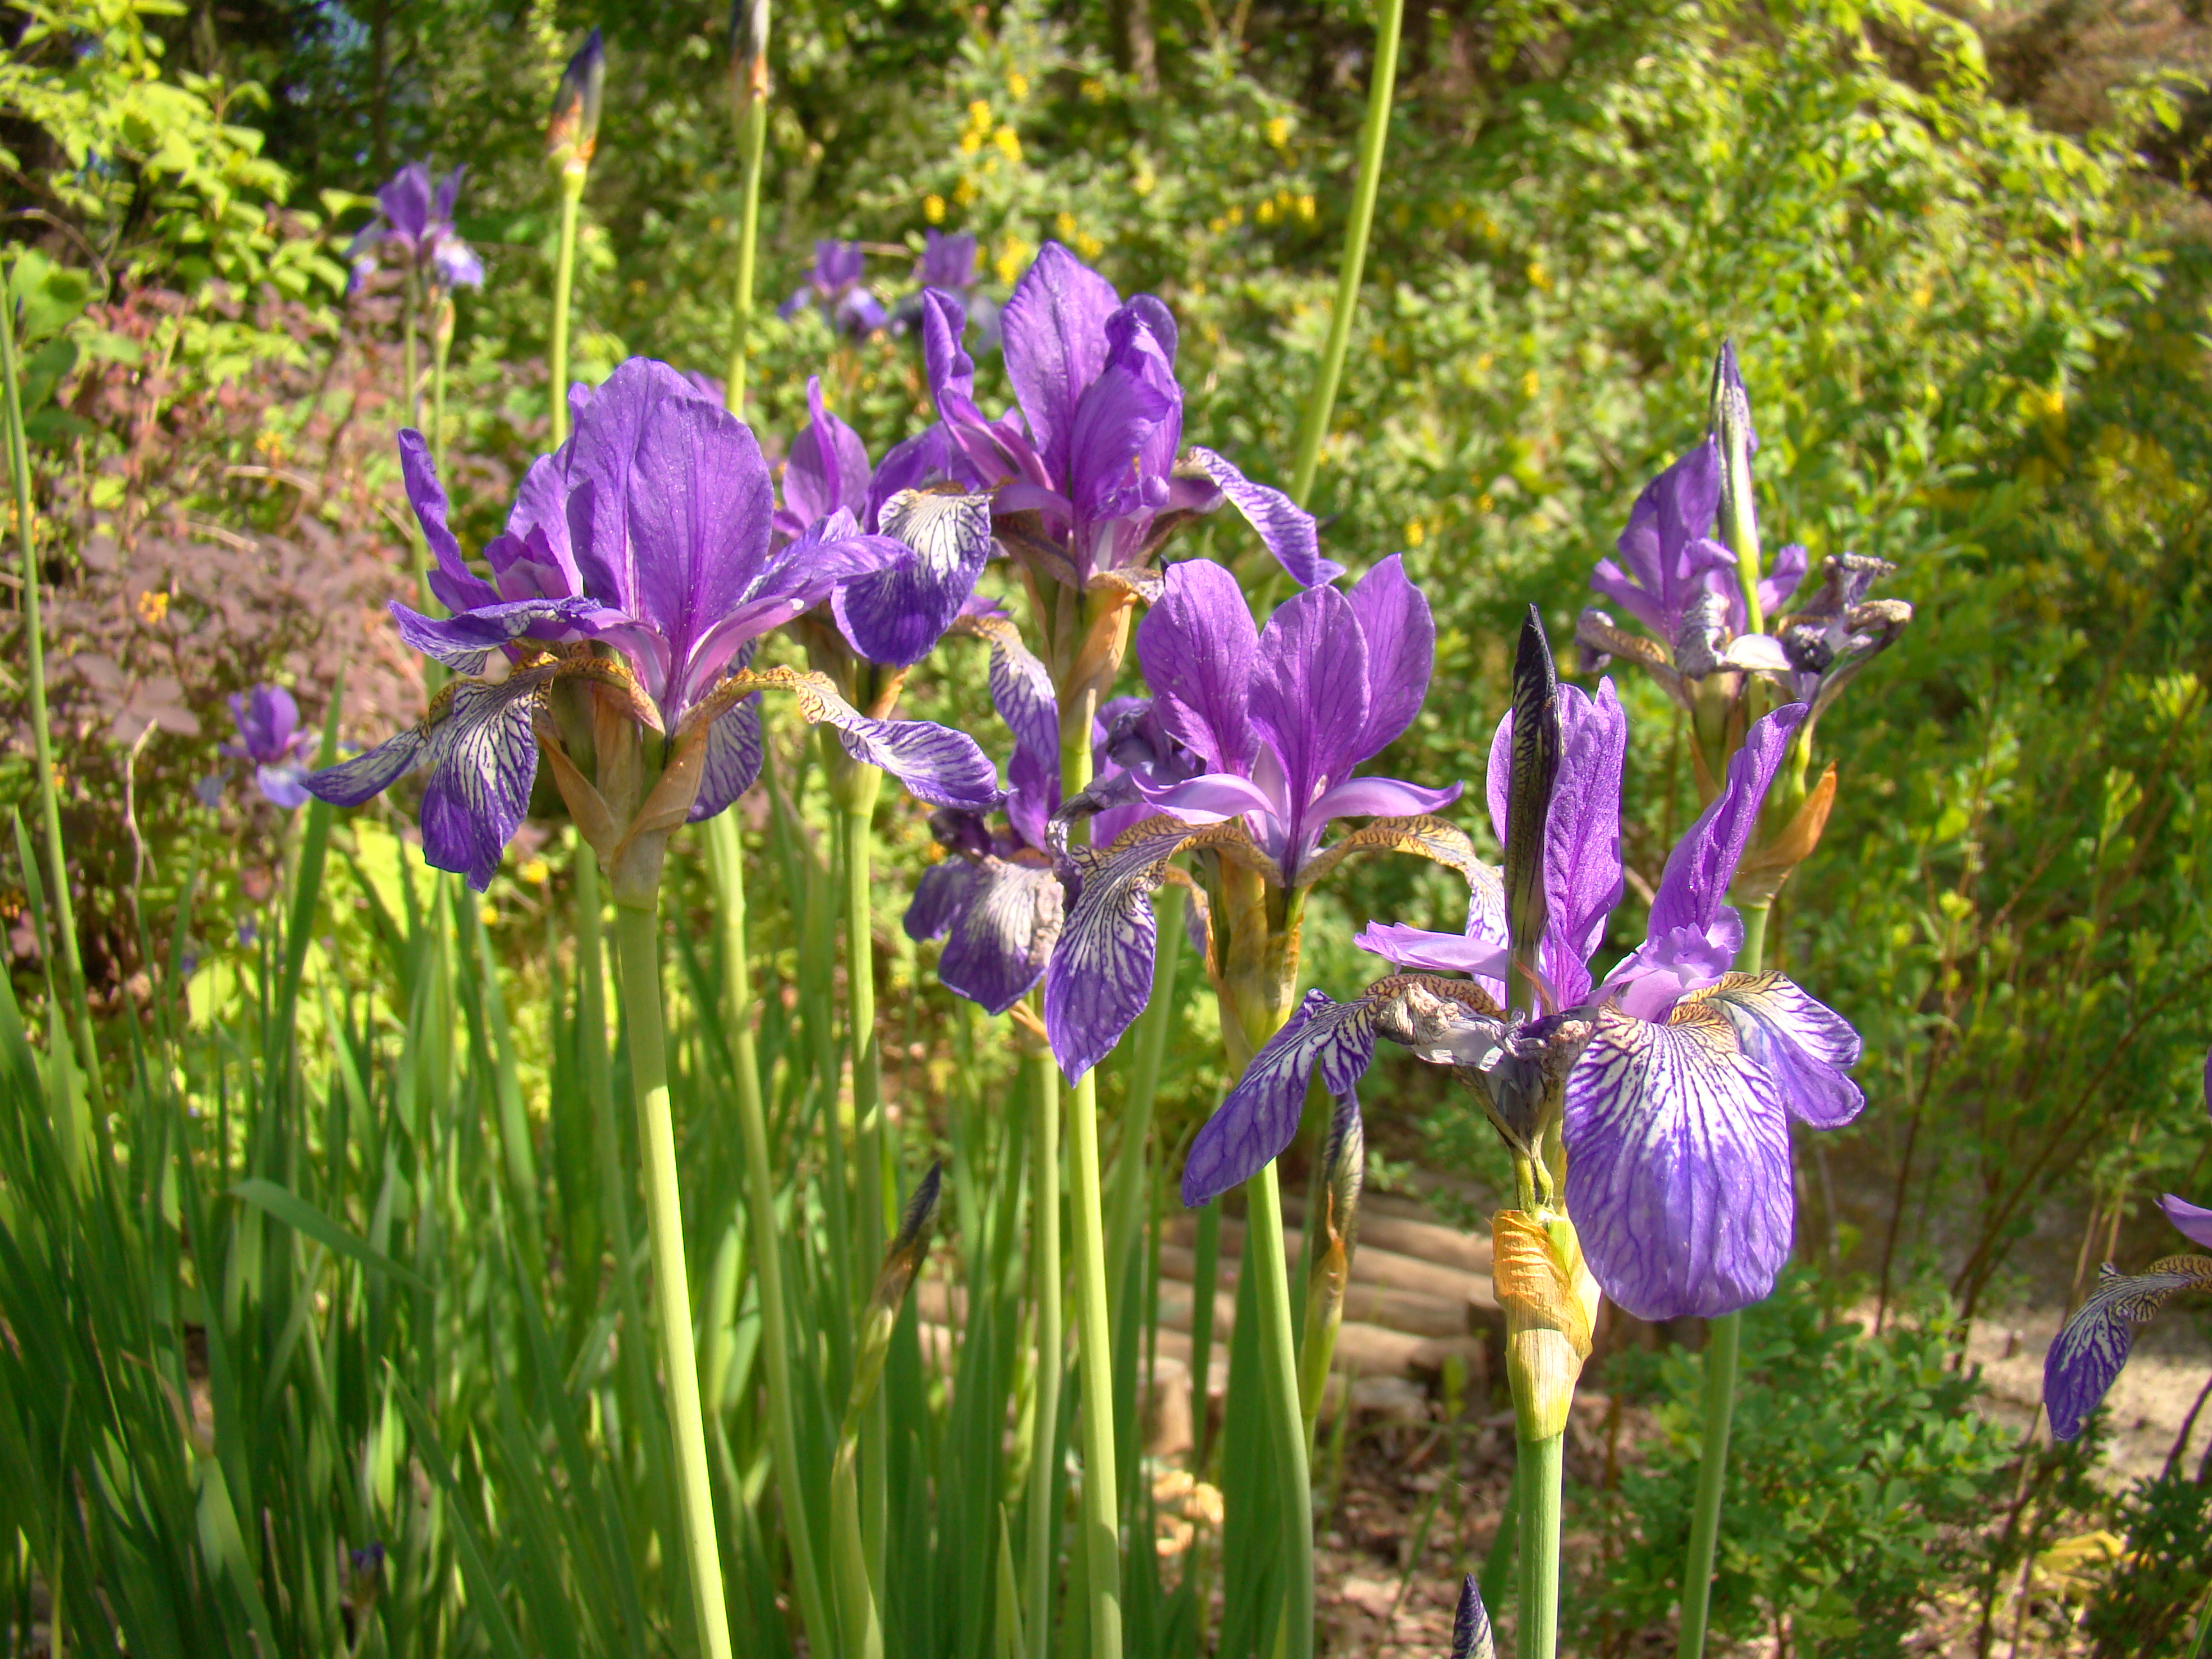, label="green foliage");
[1586,1274,2023,1656]
[2083,1464,2212,1657]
